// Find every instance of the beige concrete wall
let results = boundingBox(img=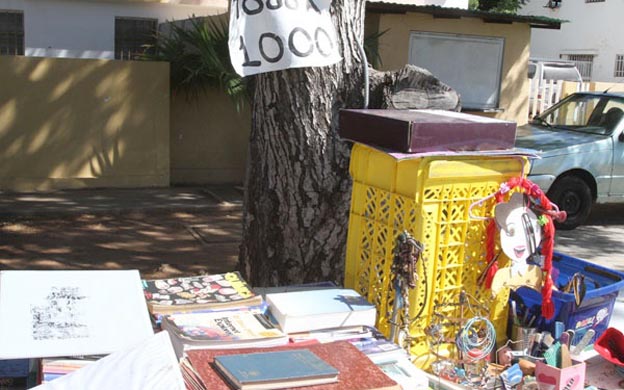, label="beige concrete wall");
[0,56,170,192]
[170,90,250,185]
[83,0,227,5]
[369,12,531,125]
[562,81,624,98]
